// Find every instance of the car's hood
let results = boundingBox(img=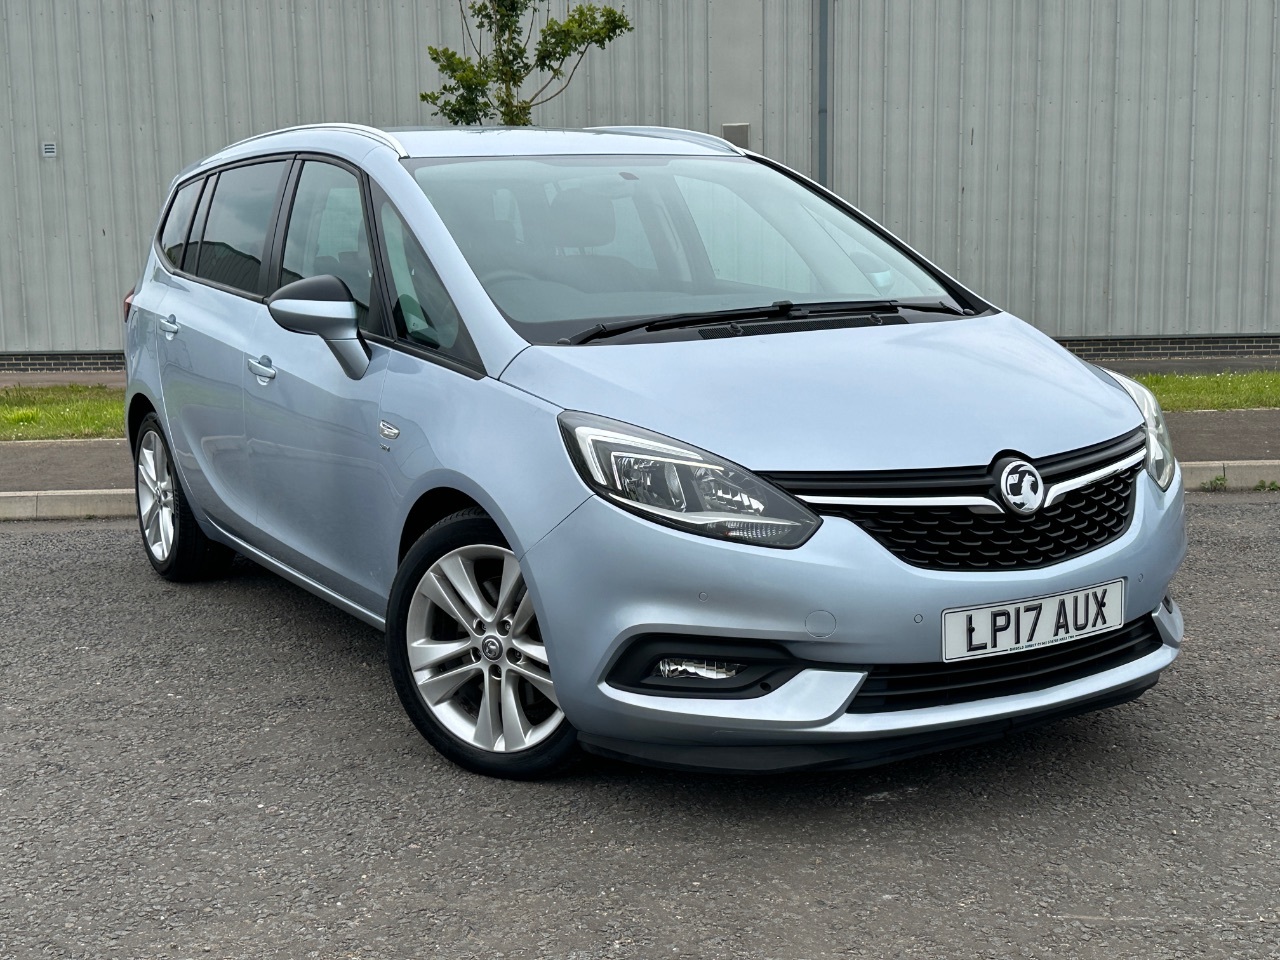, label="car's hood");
[500,313,1142,471]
